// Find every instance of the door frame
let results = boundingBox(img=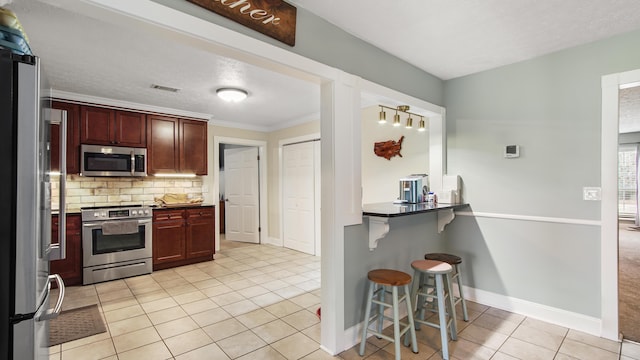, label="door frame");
[214,136,267,251]
[278,133,321,254]
[601,68,640,340]
[48,1,446,354]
